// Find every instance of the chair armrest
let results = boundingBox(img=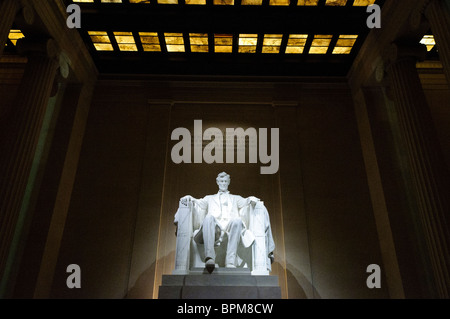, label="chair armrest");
[173,200,193,274]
